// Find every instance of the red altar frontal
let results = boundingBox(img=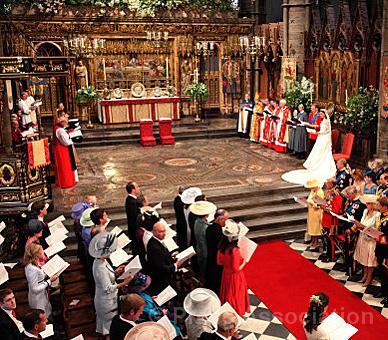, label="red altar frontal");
[98,97,180,124]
